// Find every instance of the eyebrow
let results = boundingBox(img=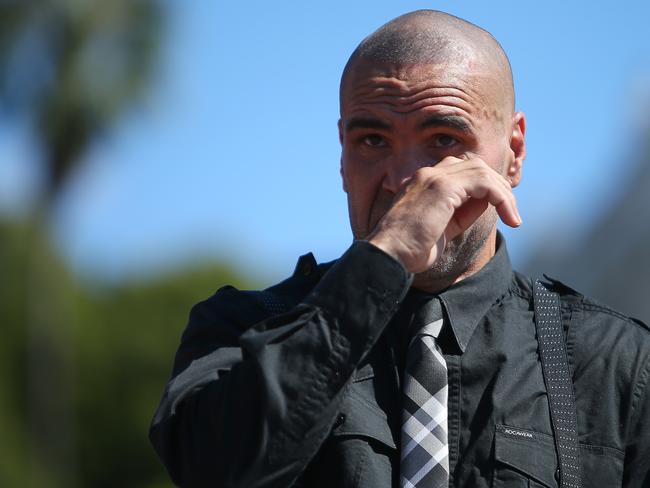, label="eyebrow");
[344,114,473,134]
[344,117,391,133]
[419,115,472,134]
